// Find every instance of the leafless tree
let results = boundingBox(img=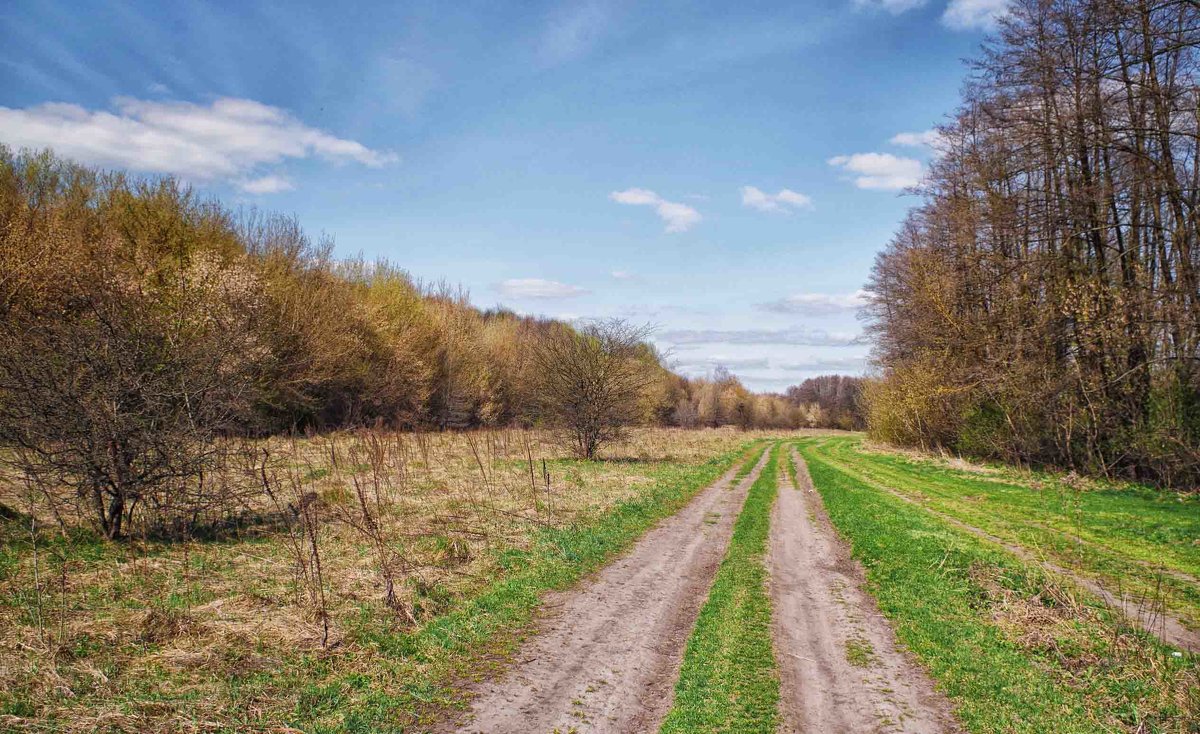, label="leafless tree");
[531,319,656,459]
[864,0,1200,487]
[0,221,264,539]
